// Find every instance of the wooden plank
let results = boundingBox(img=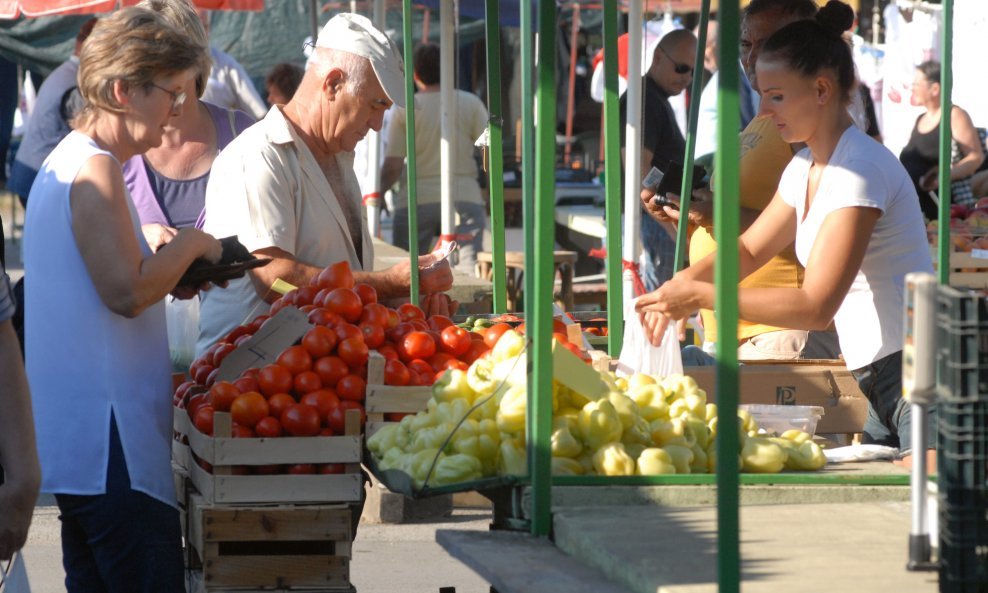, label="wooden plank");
[203,554,348,589]
[188,569,354,593]
[436,529,633,593]
[199,506,350,544]
[365,384,431,413]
